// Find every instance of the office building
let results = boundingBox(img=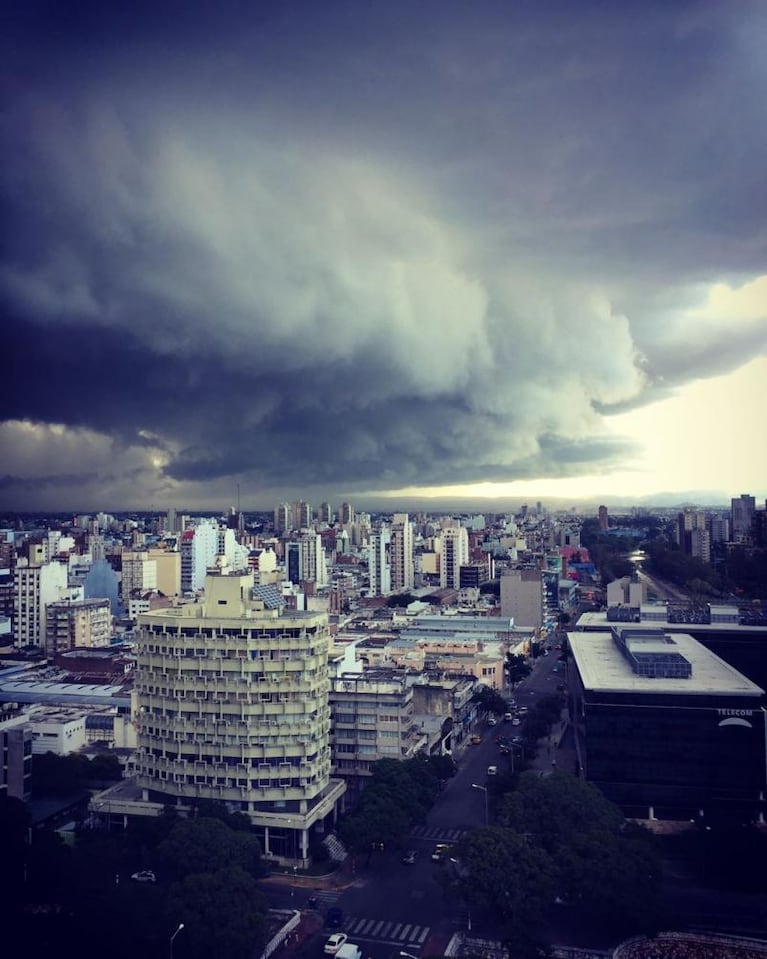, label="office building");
[132,567,345,862]
[598,505,609,531]
[568,626,766,820]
